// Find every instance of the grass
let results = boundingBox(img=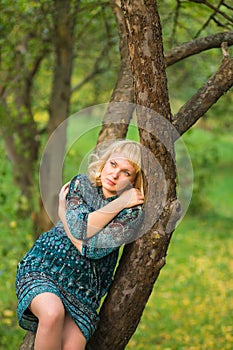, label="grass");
[126,214,233,350]
[0,127,232,349]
